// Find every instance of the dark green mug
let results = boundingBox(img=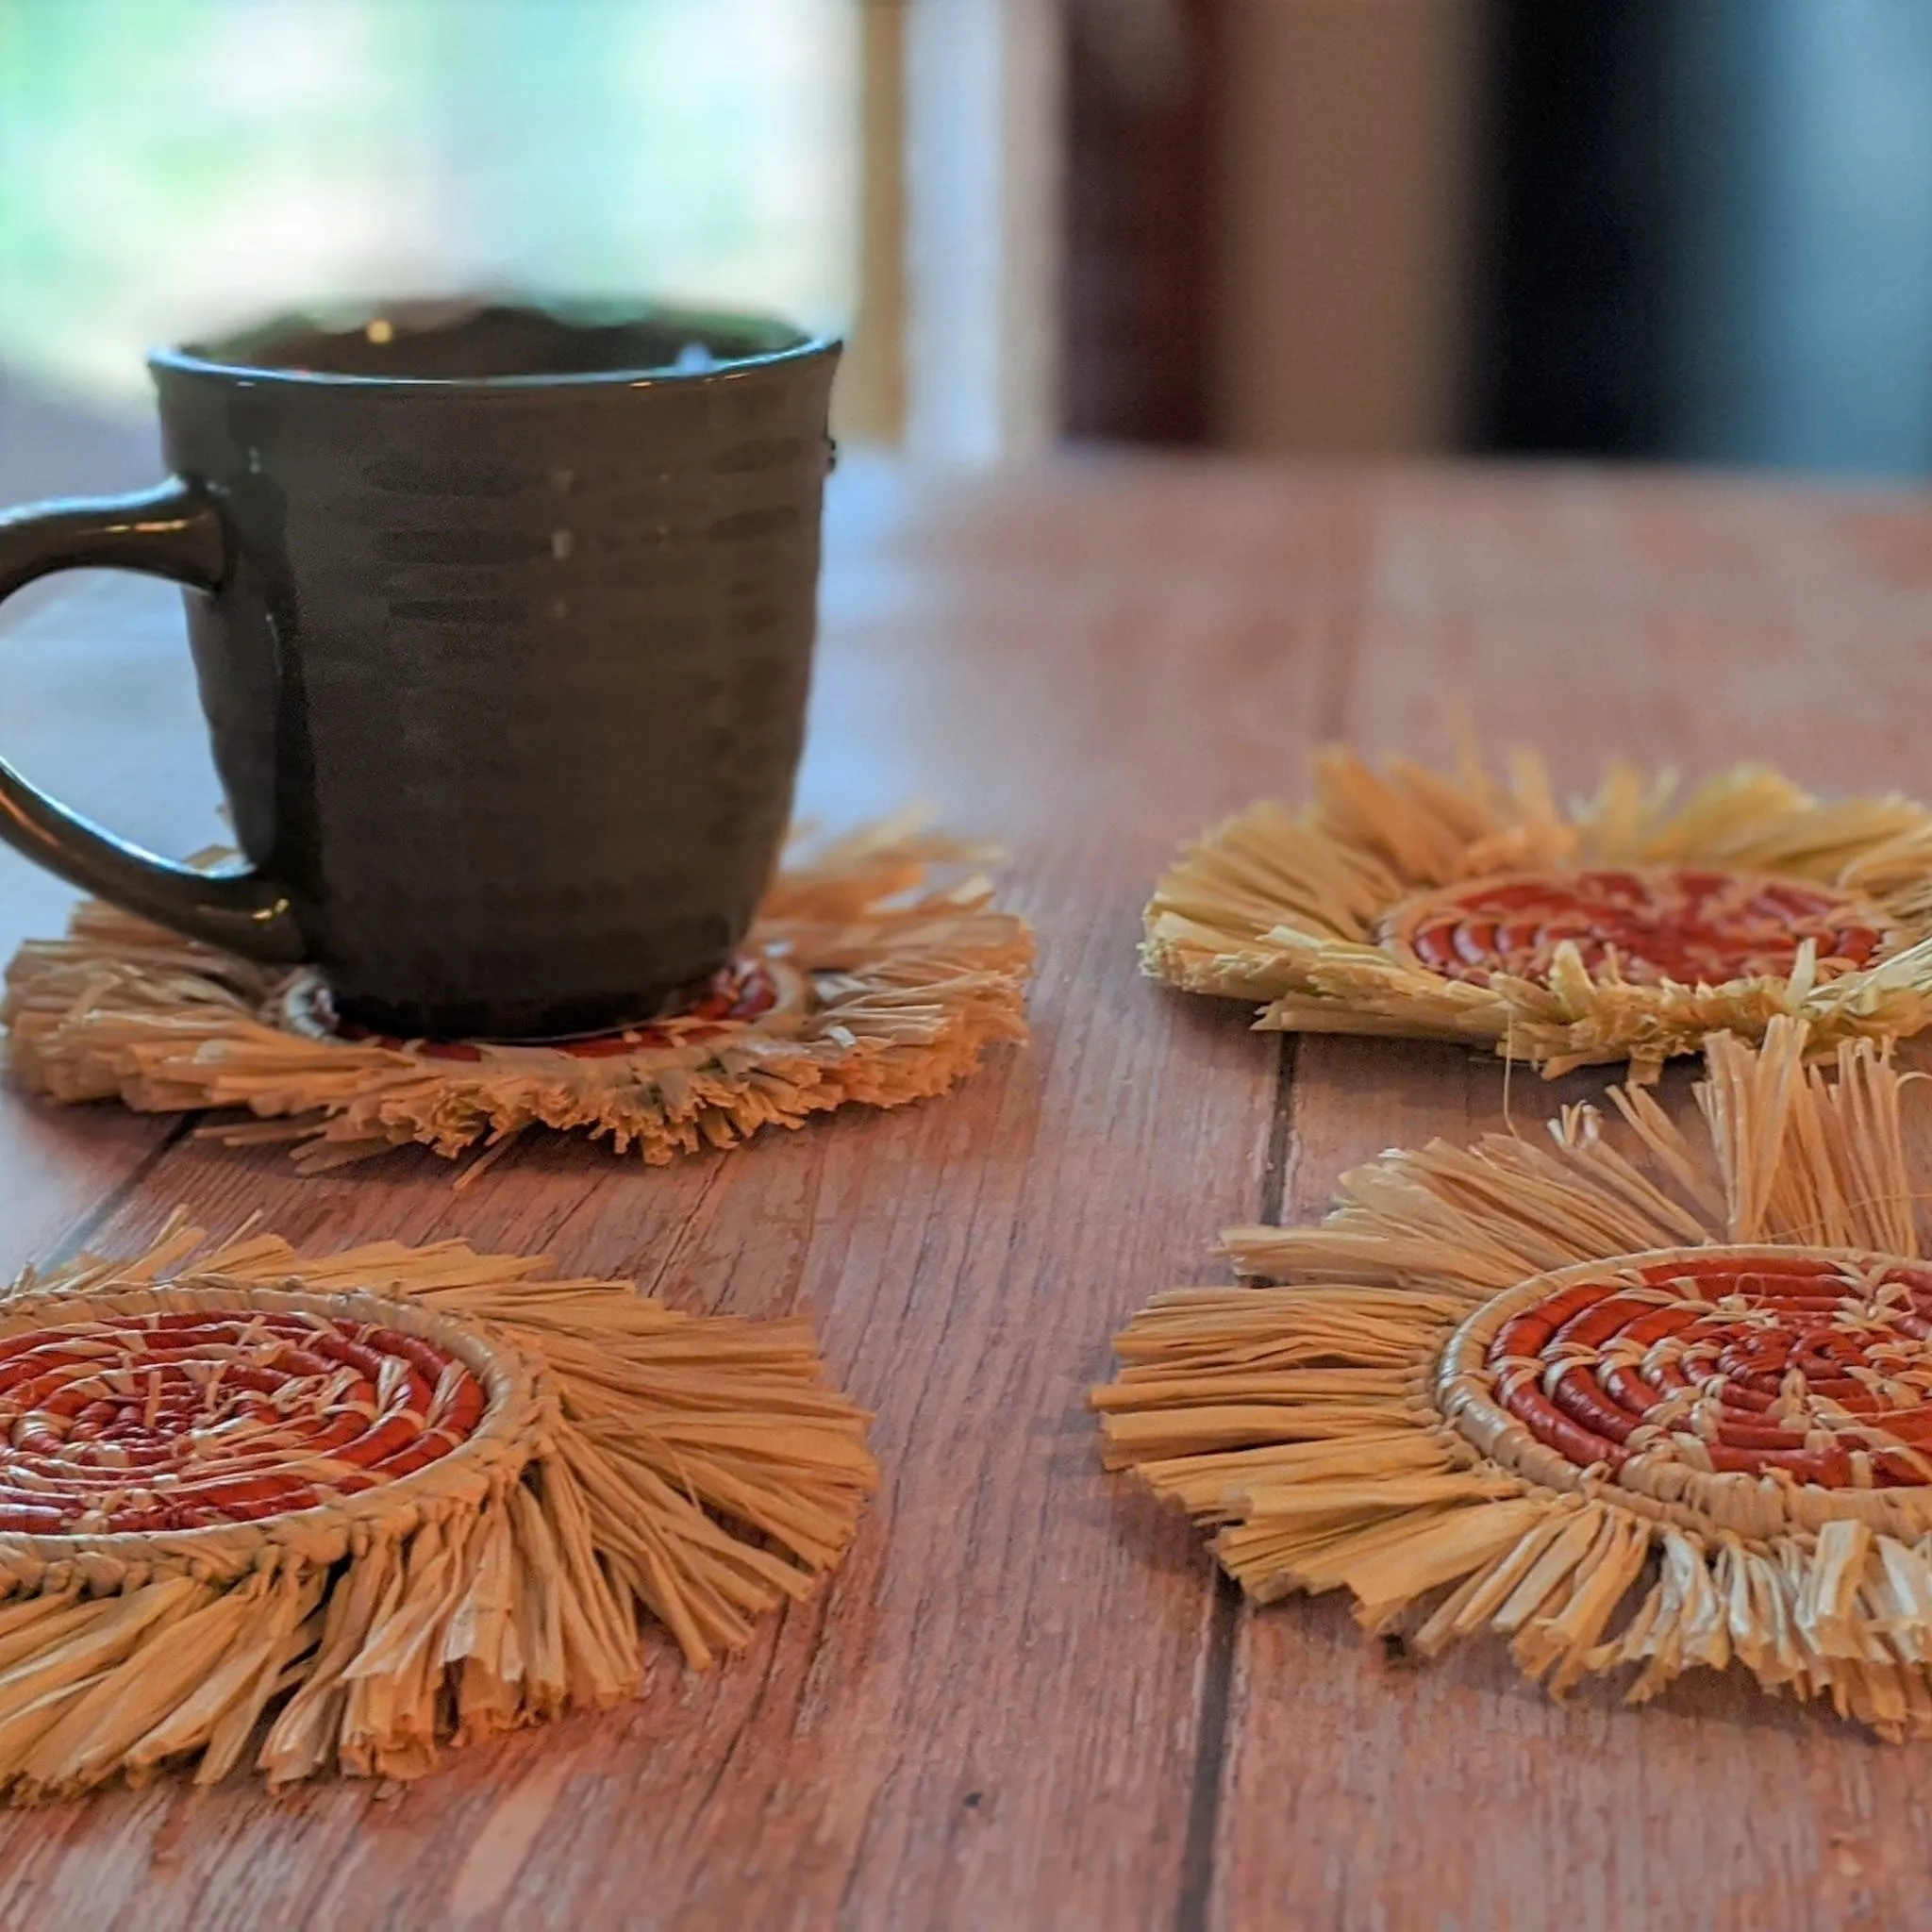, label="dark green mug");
[0,299,841,1040]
